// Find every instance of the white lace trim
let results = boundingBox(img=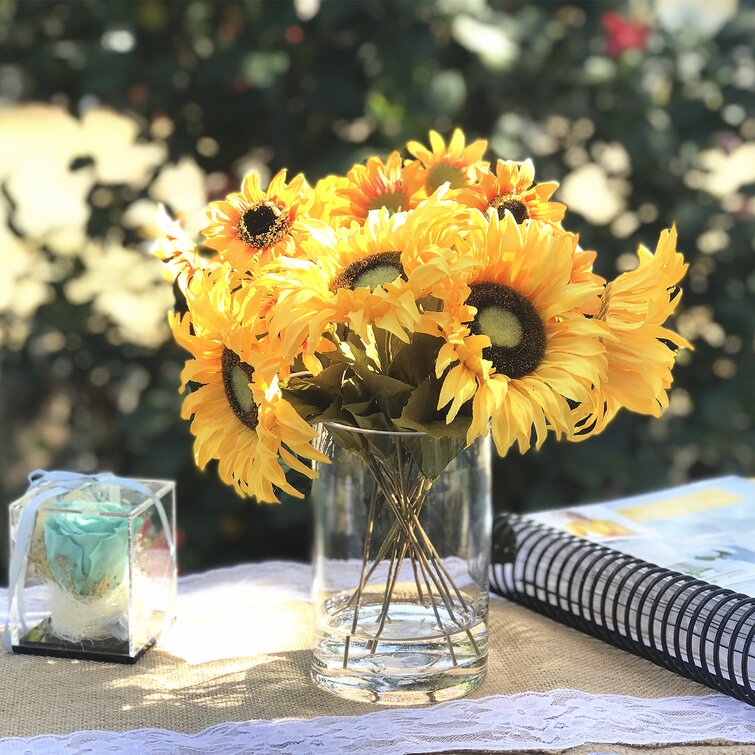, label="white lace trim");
[1,690,754,753]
